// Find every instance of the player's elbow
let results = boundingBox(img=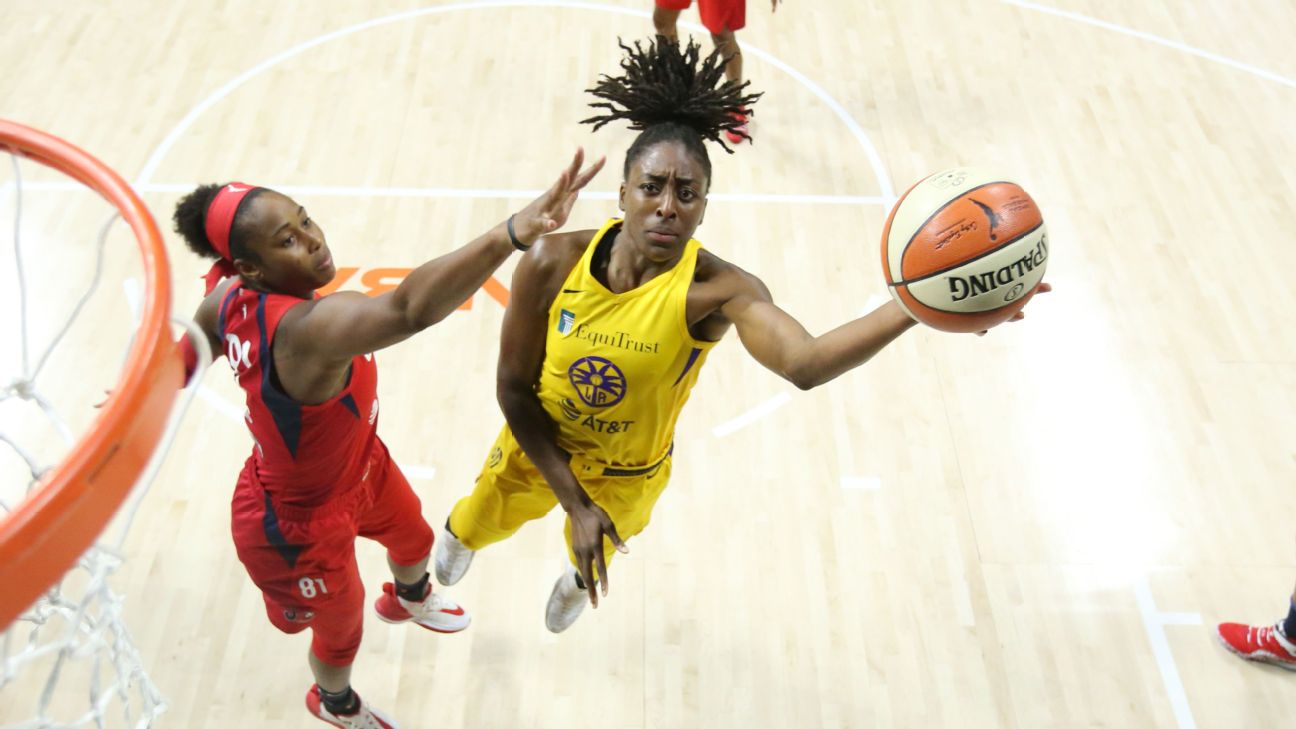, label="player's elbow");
[496,376,533,414]
[786,368,822,391]
[392,288,453,333]
[408,297,454,330]
[782,350,825,390]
